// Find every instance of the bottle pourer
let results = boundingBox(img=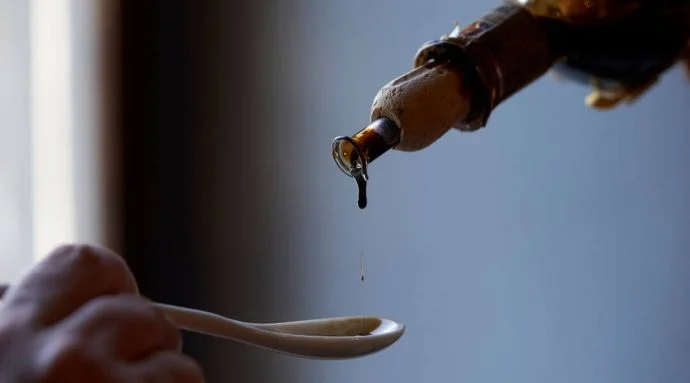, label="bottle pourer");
[331,27,481,209]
